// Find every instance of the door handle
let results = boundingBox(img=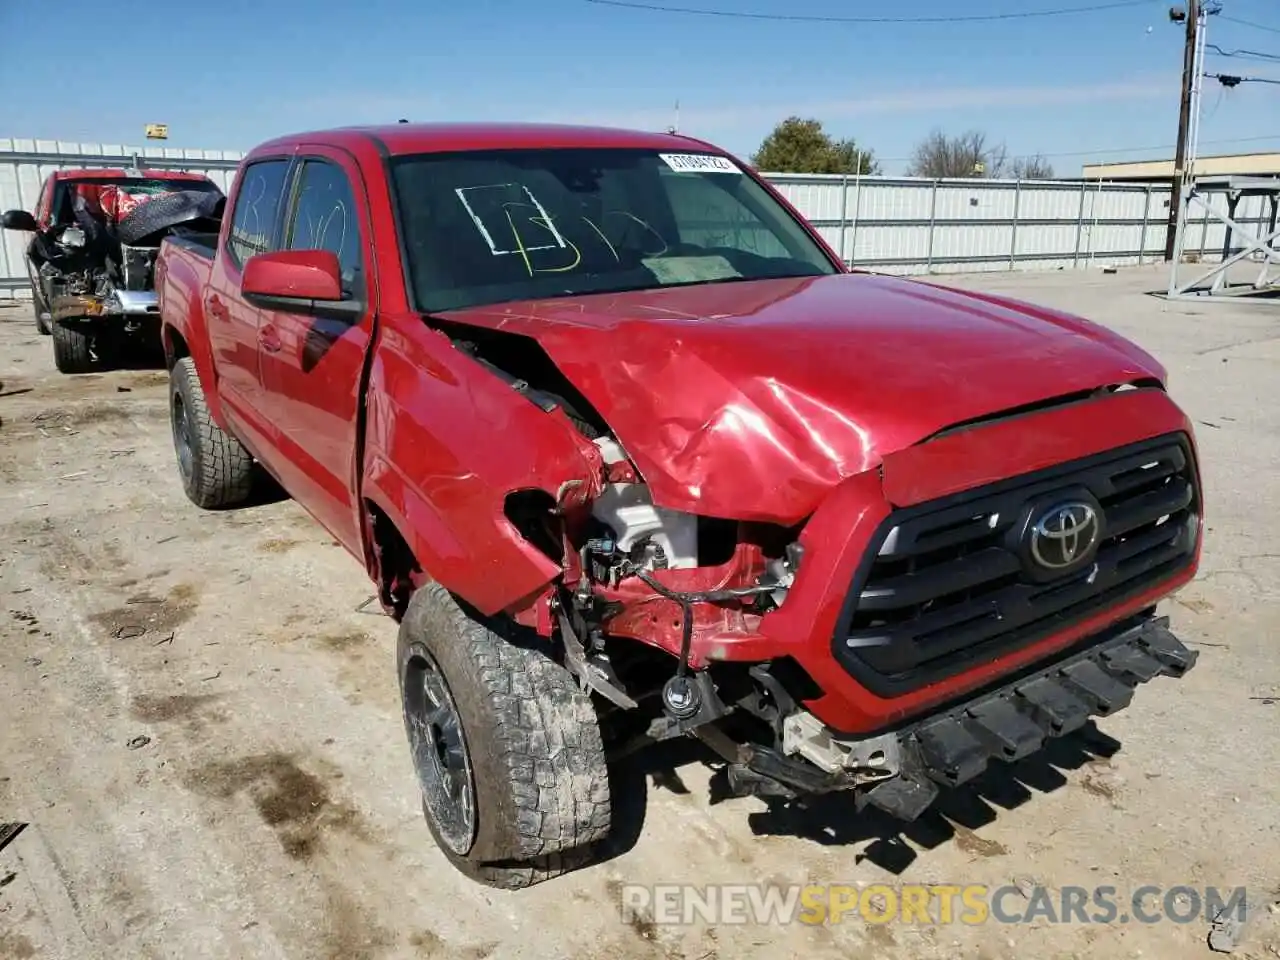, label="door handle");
[207,294,228,321]
[259,325,282,354]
